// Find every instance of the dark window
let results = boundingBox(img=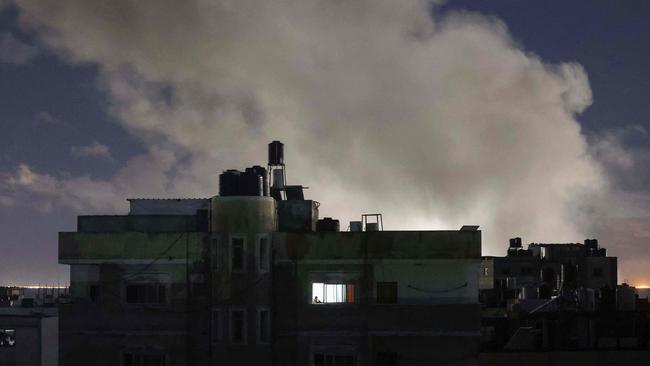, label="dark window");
[89,284,100,303]
[314,354,354,366]
[521,267,533,276]
[593,268,604,277]
[123,352,166,366]
[211,309,221,343]
[211,238,219,269]
[231,237,245,271]
[125,284,166,304]
[502,268,511,276]
[231,309,246,344]
[258,237,270,272]
[0,330,15,347]
[377,282,398,304]
[377,352,399,366]
[258,309,270,343]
